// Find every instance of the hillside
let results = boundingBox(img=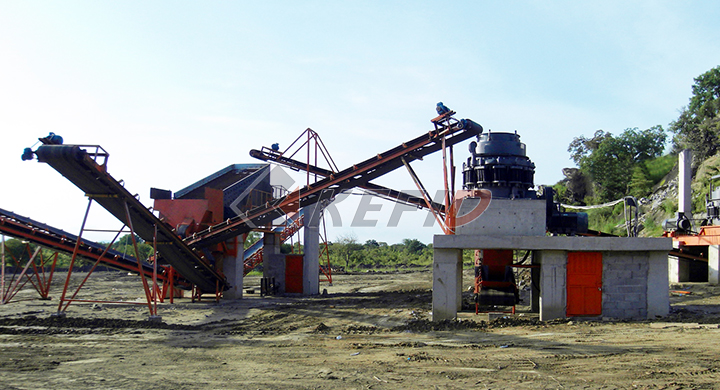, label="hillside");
[590,152,720,237]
